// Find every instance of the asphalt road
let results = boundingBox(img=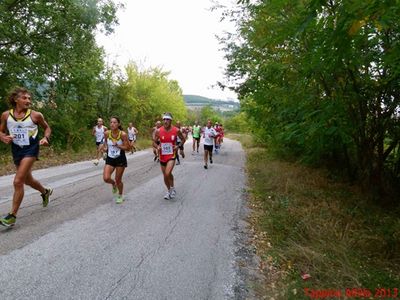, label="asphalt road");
[0,138,250,300]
